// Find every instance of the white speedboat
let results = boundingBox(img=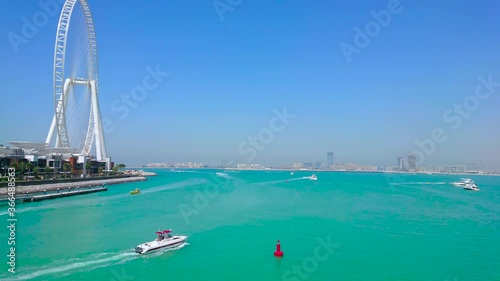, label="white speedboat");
[308,174,317,181]
[453,178,473,187]
[463,183,480,191]
[135,230,188,254]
